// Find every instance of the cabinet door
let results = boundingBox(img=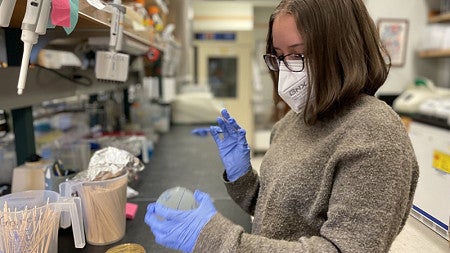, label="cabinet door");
[409,121,450,238]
